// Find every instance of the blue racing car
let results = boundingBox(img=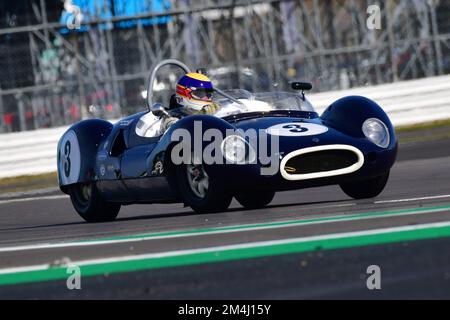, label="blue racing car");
[57,59,397,222]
